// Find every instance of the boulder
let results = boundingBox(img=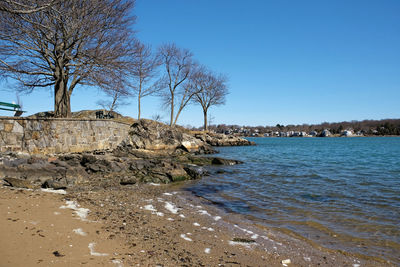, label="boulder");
[58,154,82,167]
[184,165,207,179]
[211,157,242,165]
[120,176,137,185]
[42,179,67,189]
[118,119,208,153]
[167,168,189,182]
[1,158,28,167]
[129,159,153,171]
[3,177,35,189]
[81,154,97,166]
[49,159,70,169]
